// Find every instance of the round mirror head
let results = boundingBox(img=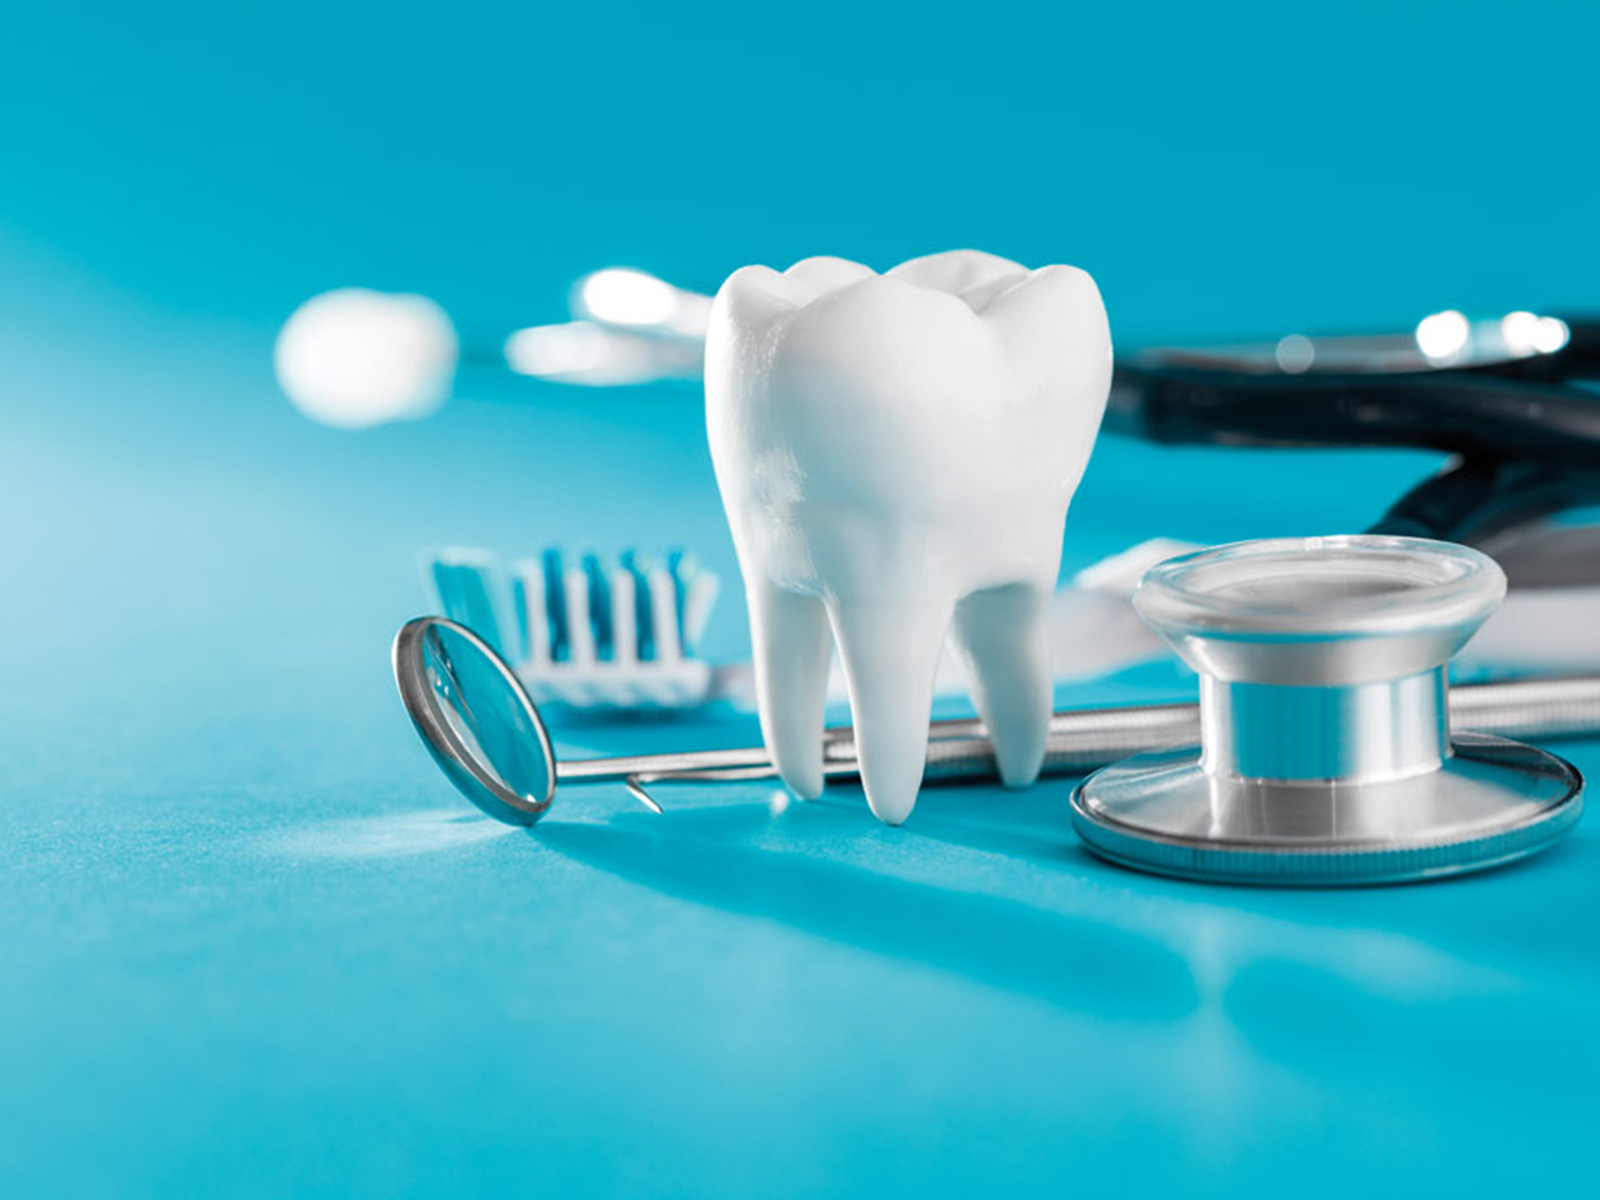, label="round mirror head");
[392,616,556,826]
